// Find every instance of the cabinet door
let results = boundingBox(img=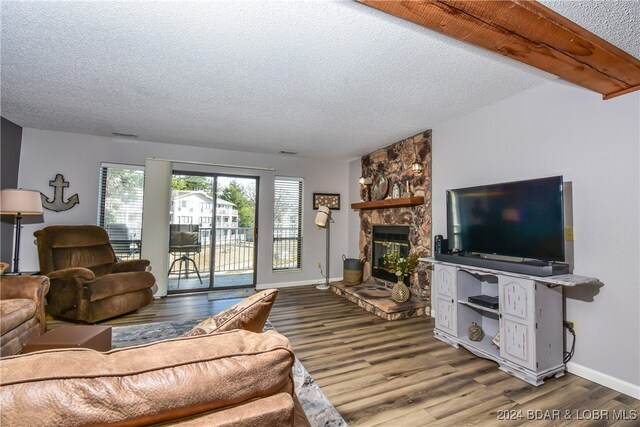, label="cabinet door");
[434,265,457,336]
[499,277,535,370]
